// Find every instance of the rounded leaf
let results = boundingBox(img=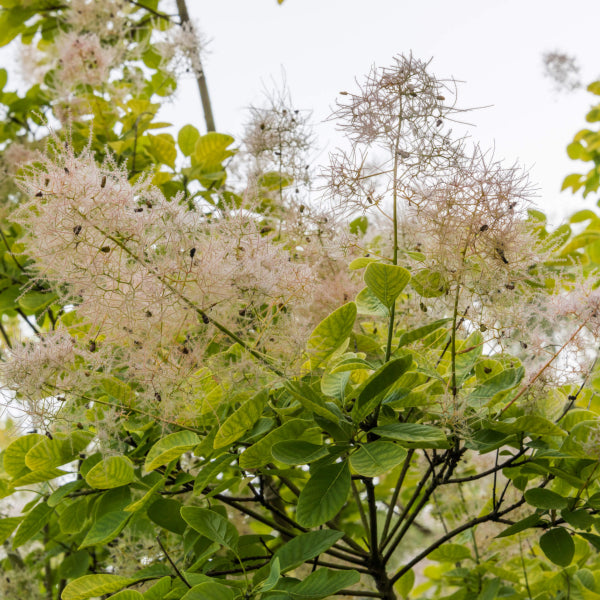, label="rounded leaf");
[85,456,135,490]
[364,262,411,308]
[350,442,407,477]
[296,461,350,528]
[524,488,568,510]
[62,575,136,600]
[306,302,357,370]
[540,528,574,567]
